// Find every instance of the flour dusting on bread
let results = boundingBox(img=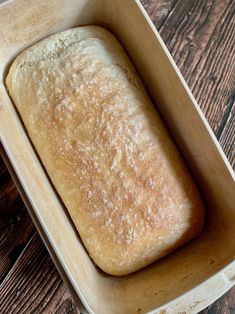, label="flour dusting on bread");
[6,26,204,275]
